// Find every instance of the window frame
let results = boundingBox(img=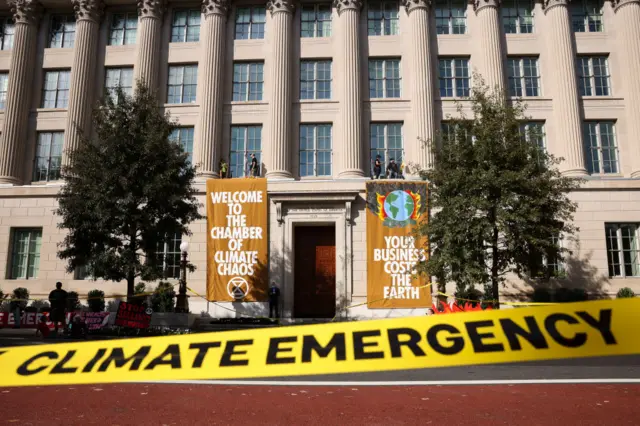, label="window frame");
[368,58,401,99]
[32,131,64,183]
[42,69,71,109]
[369,122,404,170]
[0,72,8,109]
[571,0,604,33]
[519,121,546,152]
[299,124,333,177]
[300,60,332,100]
[48,15,76,49]
[577,56,611,97]
[300,3,332,38]
[109,12,138,46]
[606,223,640,278]
[230,125,263,178]
[584,121,619,175]
[507,56,541,97]
[367,1,400,36]
[0,16,15,50]
[170,9,201,43]
[234,6,267,40]
[501,0,534,34]
[9,228,43,280]
[167,64,198,104]
[438,57,470,98]
[104,67,134,99]
[156,232,182,279]
[233,62,264,102]
[169,127,195,163]
[434,0,467,35]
